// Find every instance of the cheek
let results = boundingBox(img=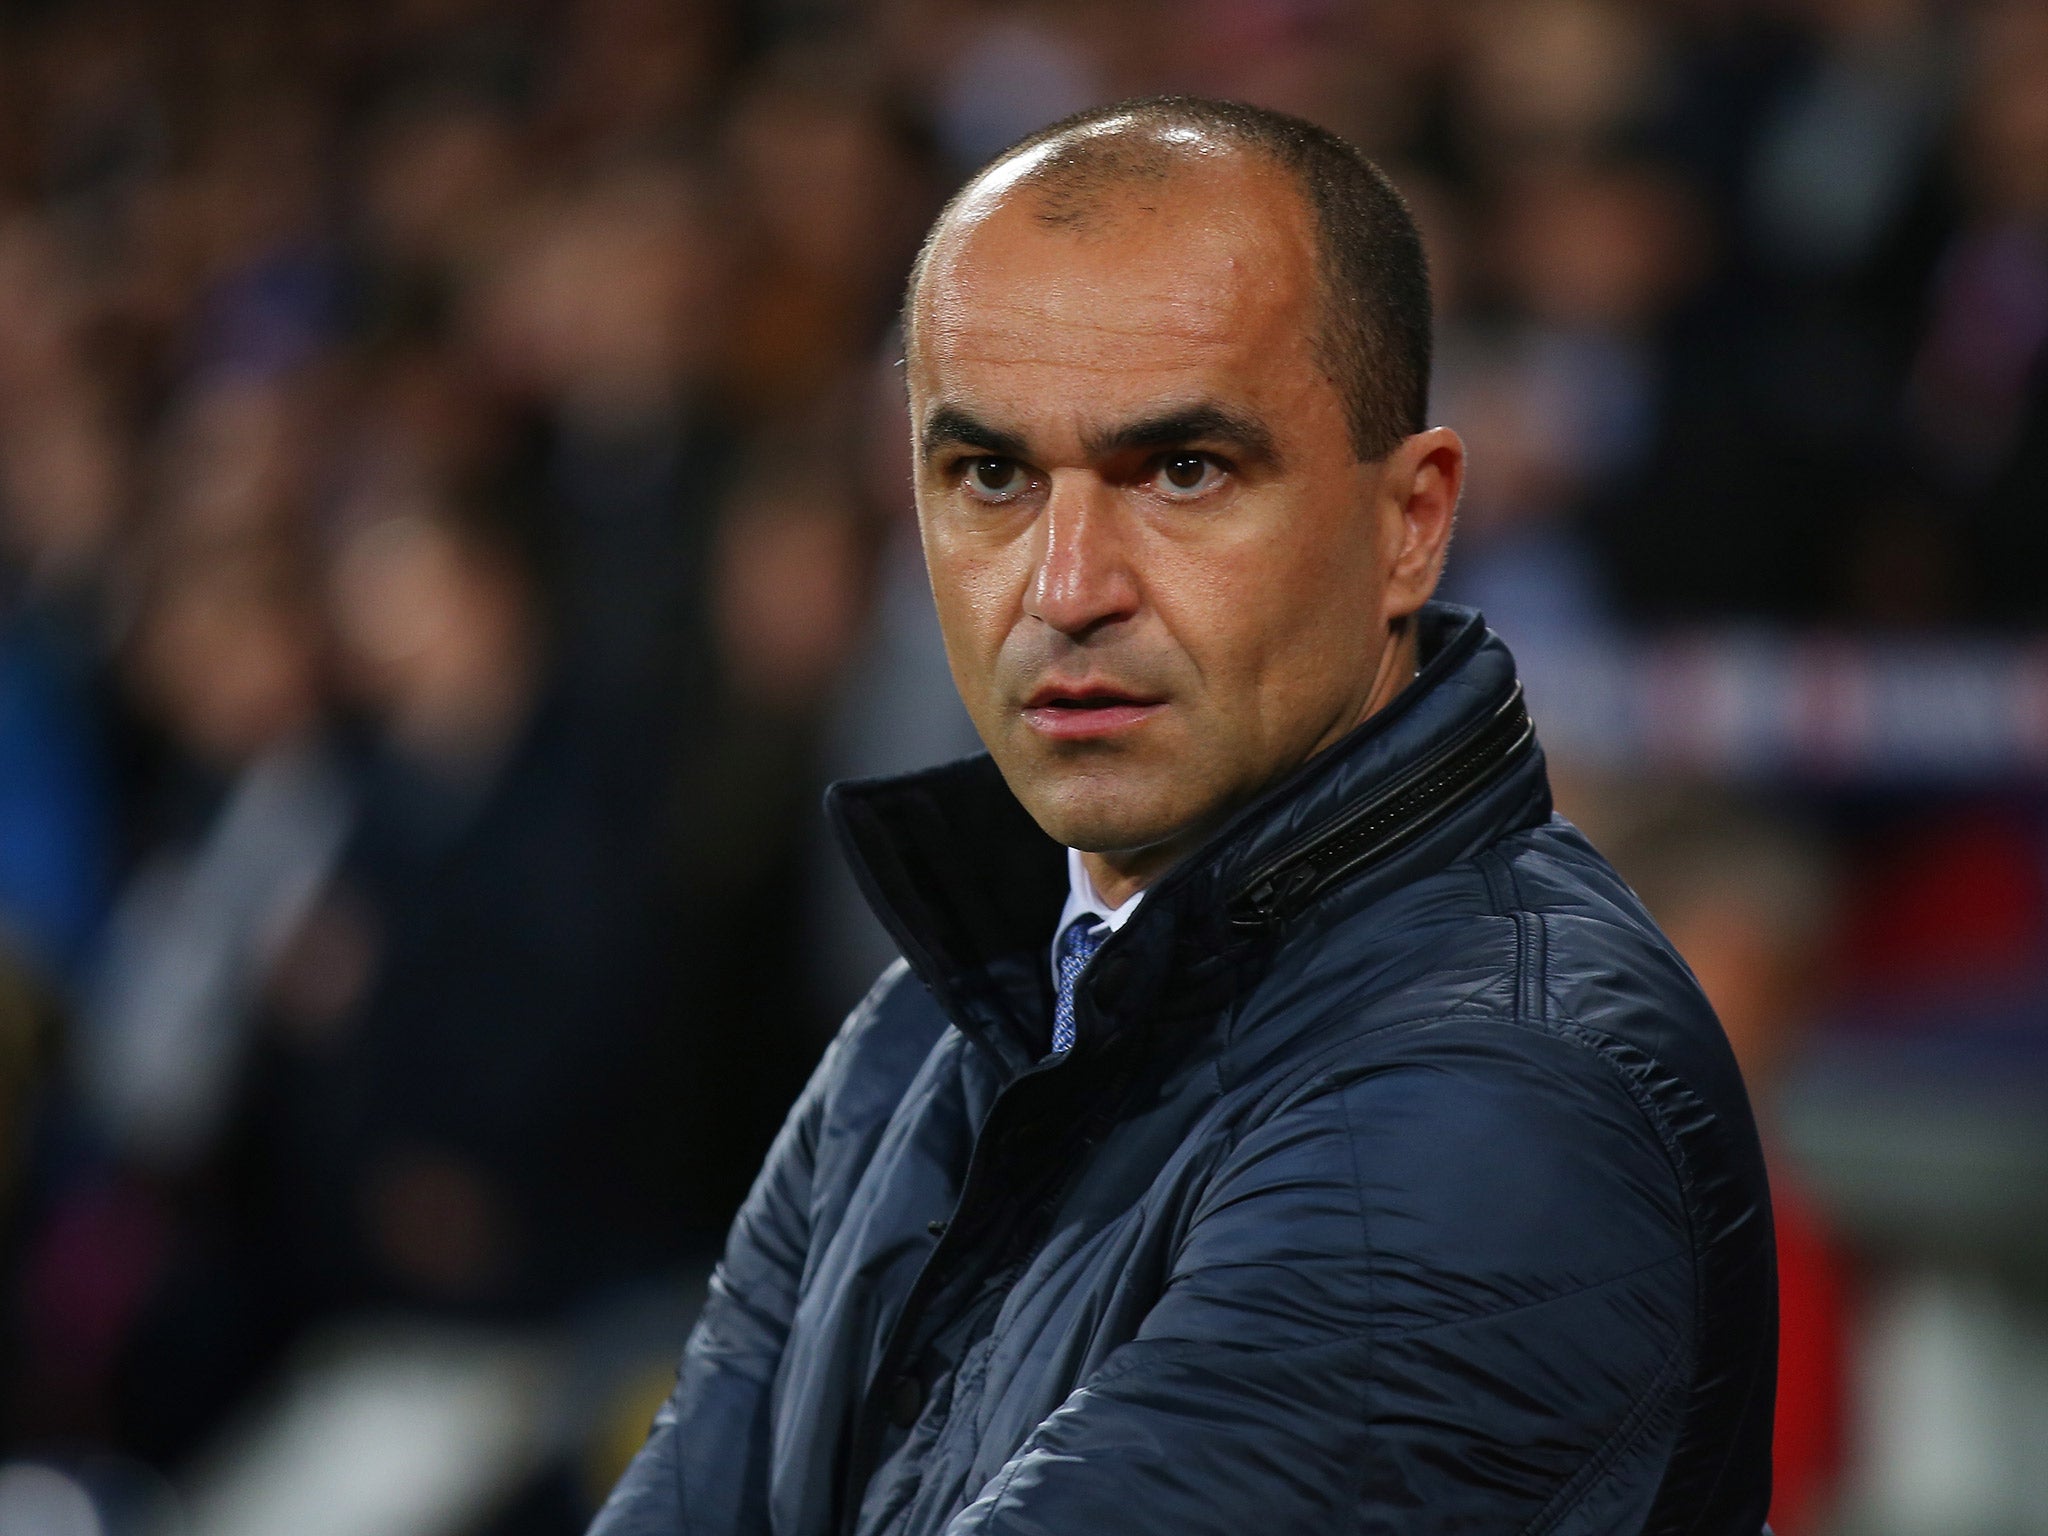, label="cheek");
[1146,508,1350,671]
[1146,494,1382,719]
[921,517,1024,682]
